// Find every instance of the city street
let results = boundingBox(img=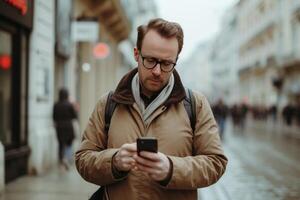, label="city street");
[200,122,300,200]
[0,121,299,200]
